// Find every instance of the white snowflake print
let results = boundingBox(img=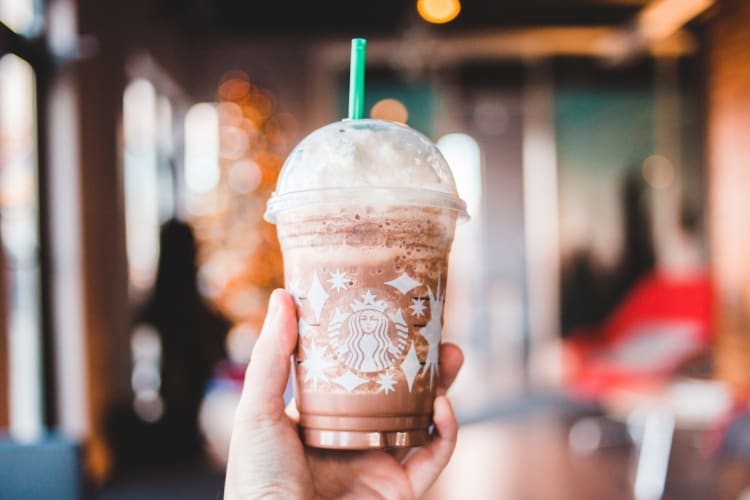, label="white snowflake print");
[409,297,427,318]
[327,269,350,292]
[301,343,334,388]
[333,371,368,392]
[419,284,444,389]
[377,372,397,394]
